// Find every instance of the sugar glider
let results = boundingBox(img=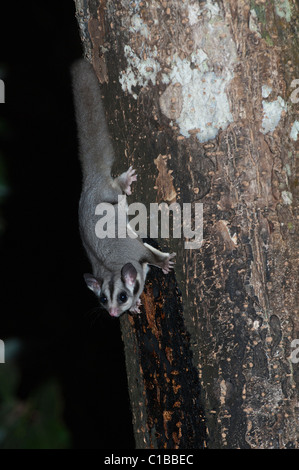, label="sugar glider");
[71,59,175,317]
